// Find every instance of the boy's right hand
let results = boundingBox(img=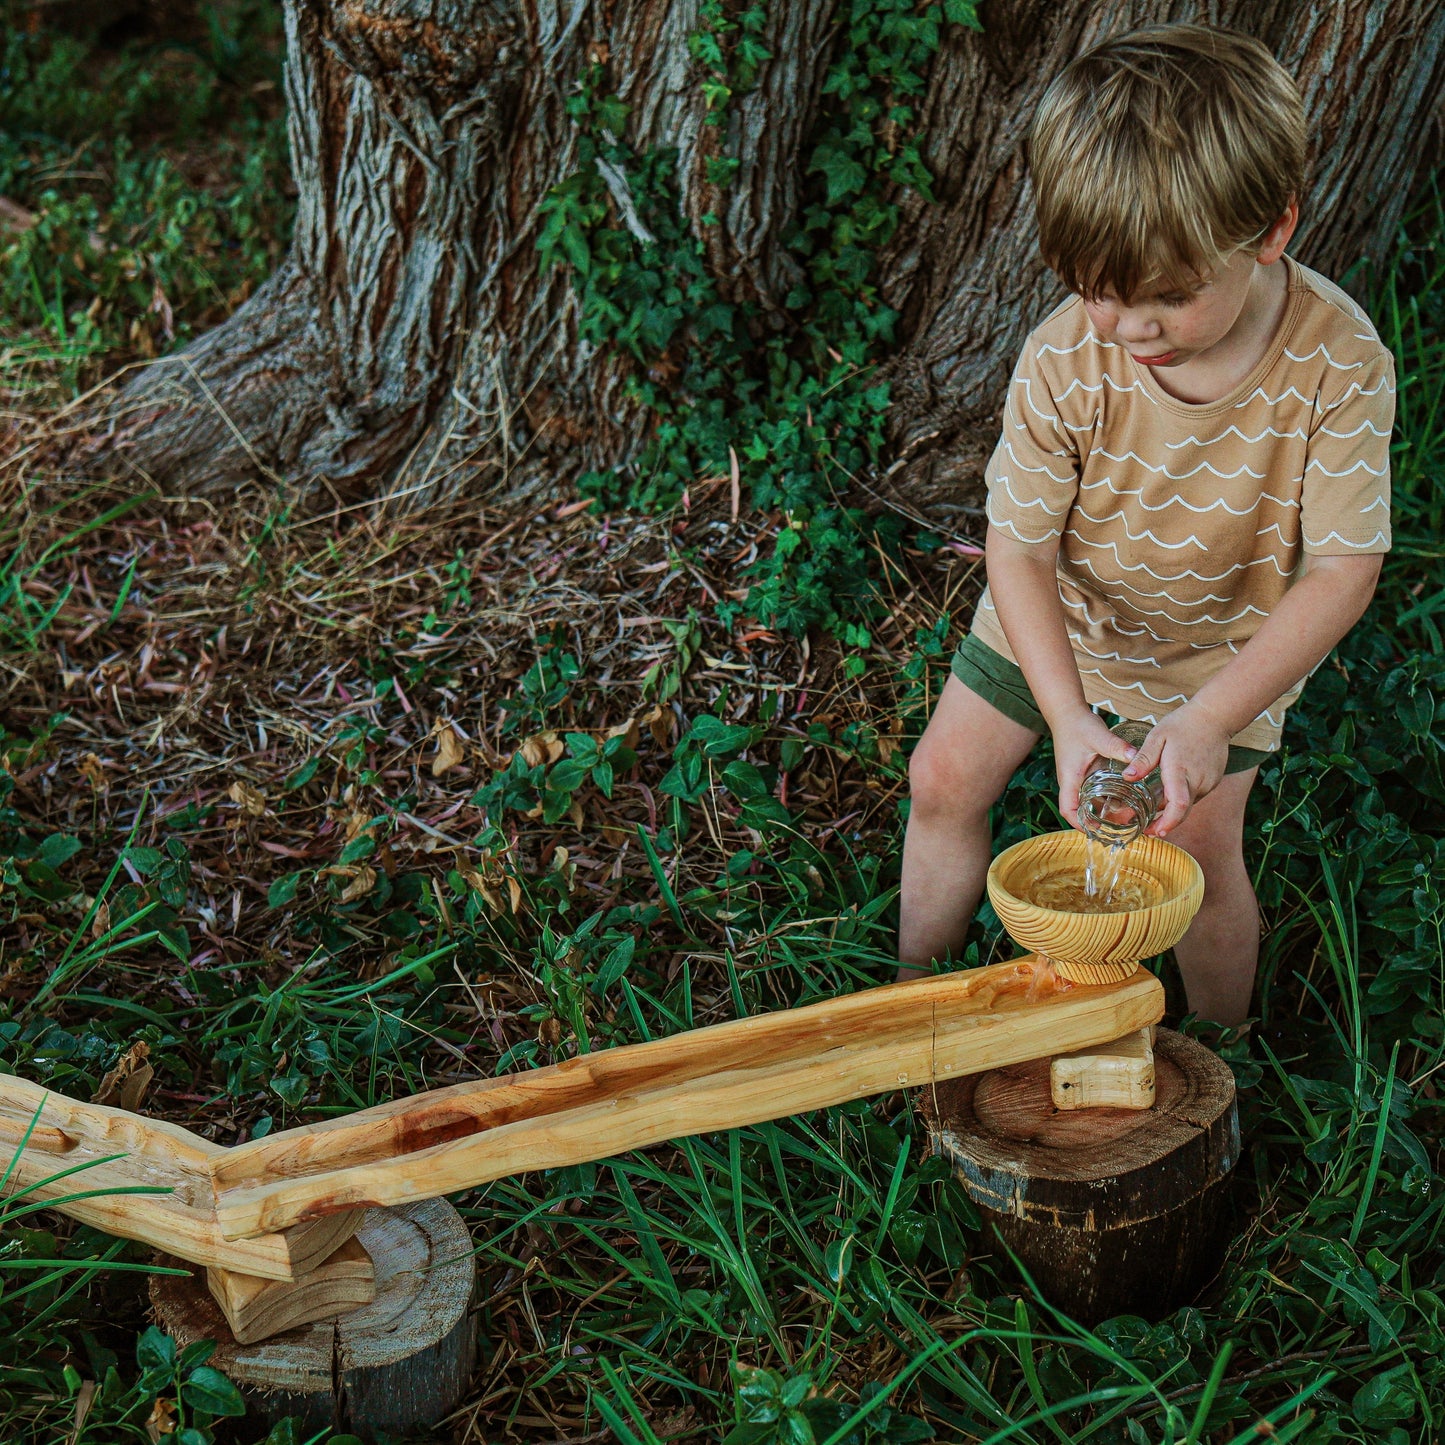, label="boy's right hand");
[1052,707,1136,830]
